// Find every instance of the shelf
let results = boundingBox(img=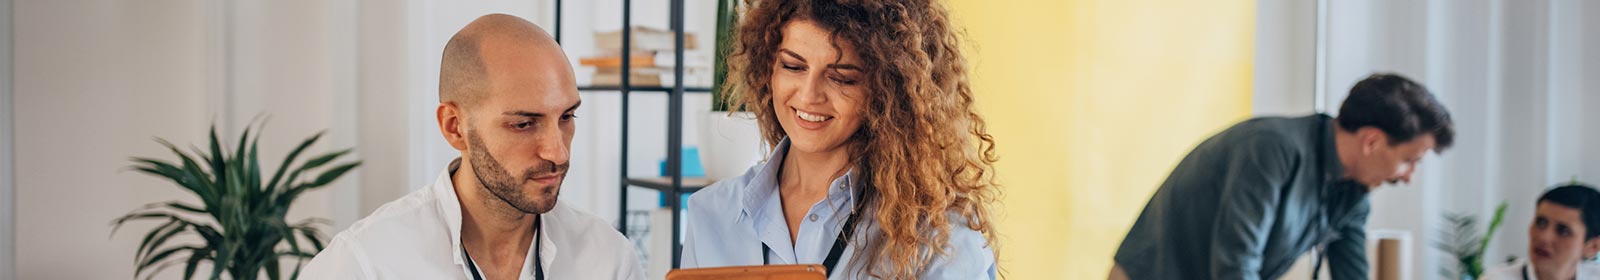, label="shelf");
[624,176,711,193]
[578,86,713,92]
